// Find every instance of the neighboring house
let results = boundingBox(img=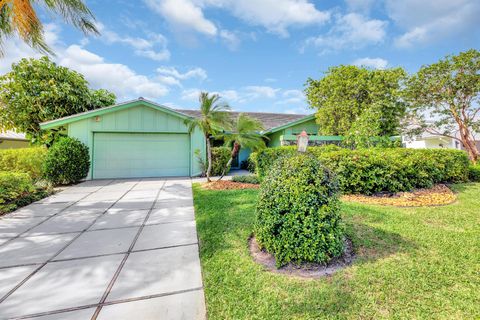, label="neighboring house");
[40,98,323,179]
[0,131,29,149]
[402,132,480,151]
